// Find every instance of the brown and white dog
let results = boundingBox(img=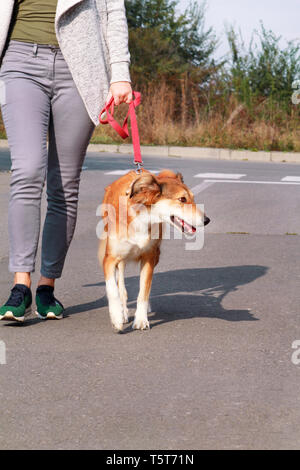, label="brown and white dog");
[98,169,210,331]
